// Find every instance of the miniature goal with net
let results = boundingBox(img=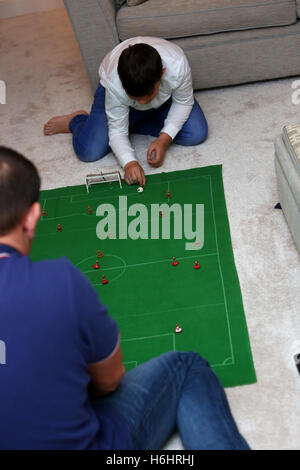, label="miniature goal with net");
[85,171,122,192]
